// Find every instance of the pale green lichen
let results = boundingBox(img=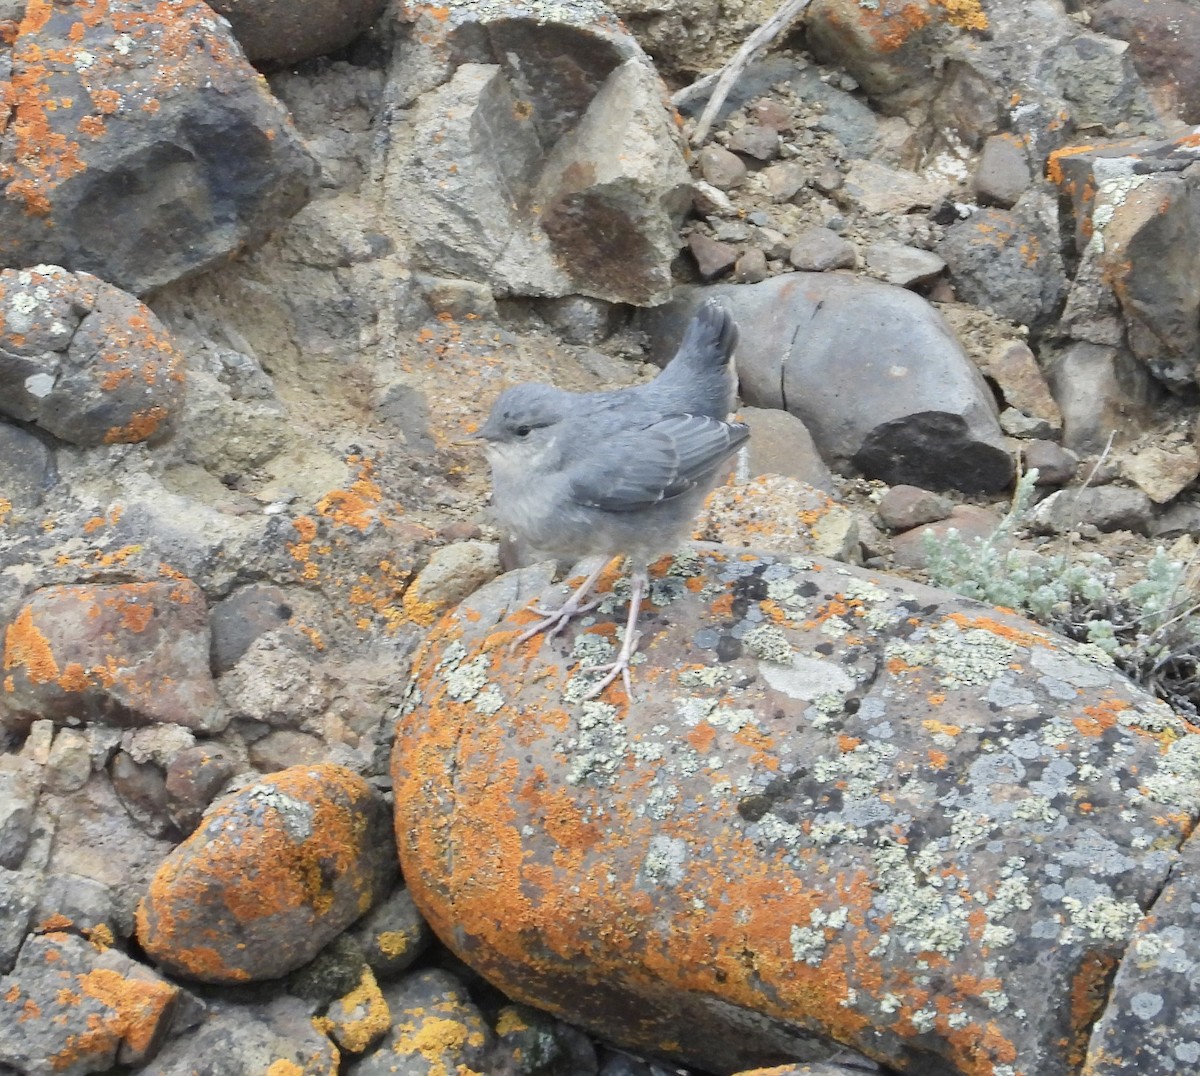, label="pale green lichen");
[743,624,795,663]
[444,653,491,702]
[565,701,627,785]
[473,685,504,716]
[789,906,848,965]
[677,665,732,689]
[1141,734,1200,809]
[1061,892,1143,942]
[872,841,969,956]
